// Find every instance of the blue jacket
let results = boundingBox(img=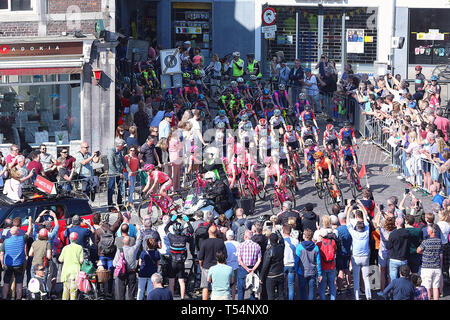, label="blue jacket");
[295,241,321,277]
